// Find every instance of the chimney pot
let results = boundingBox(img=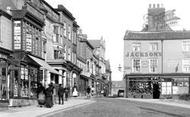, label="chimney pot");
[149,4,151,8]
[153,4,155,8]
[157,4,160,8]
